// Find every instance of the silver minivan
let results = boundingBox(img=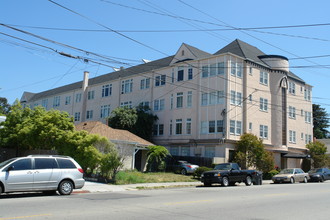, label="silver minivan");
[0,155,85,195]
